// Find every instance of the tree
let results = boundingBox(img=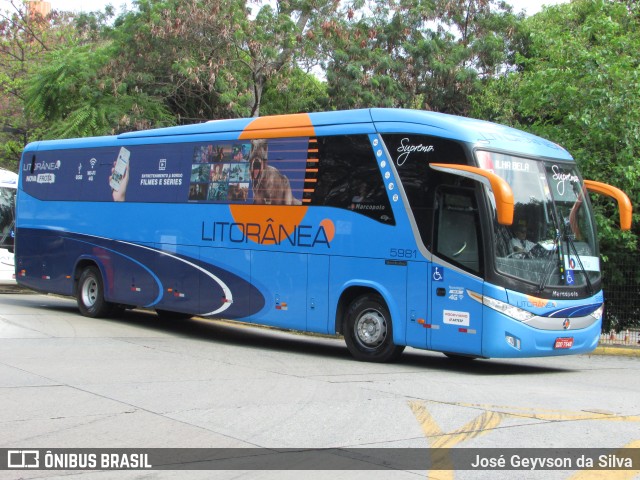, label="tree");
[472,0,640,330]
[107,0,239,122]
[473,0,639,244]
[0,0,66,169]
[108,0,338,121]
[5,0,338,148]
[0,1,124,164]
[25,43,174,138]
[260,67,329,115]
[323,0,521,114]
